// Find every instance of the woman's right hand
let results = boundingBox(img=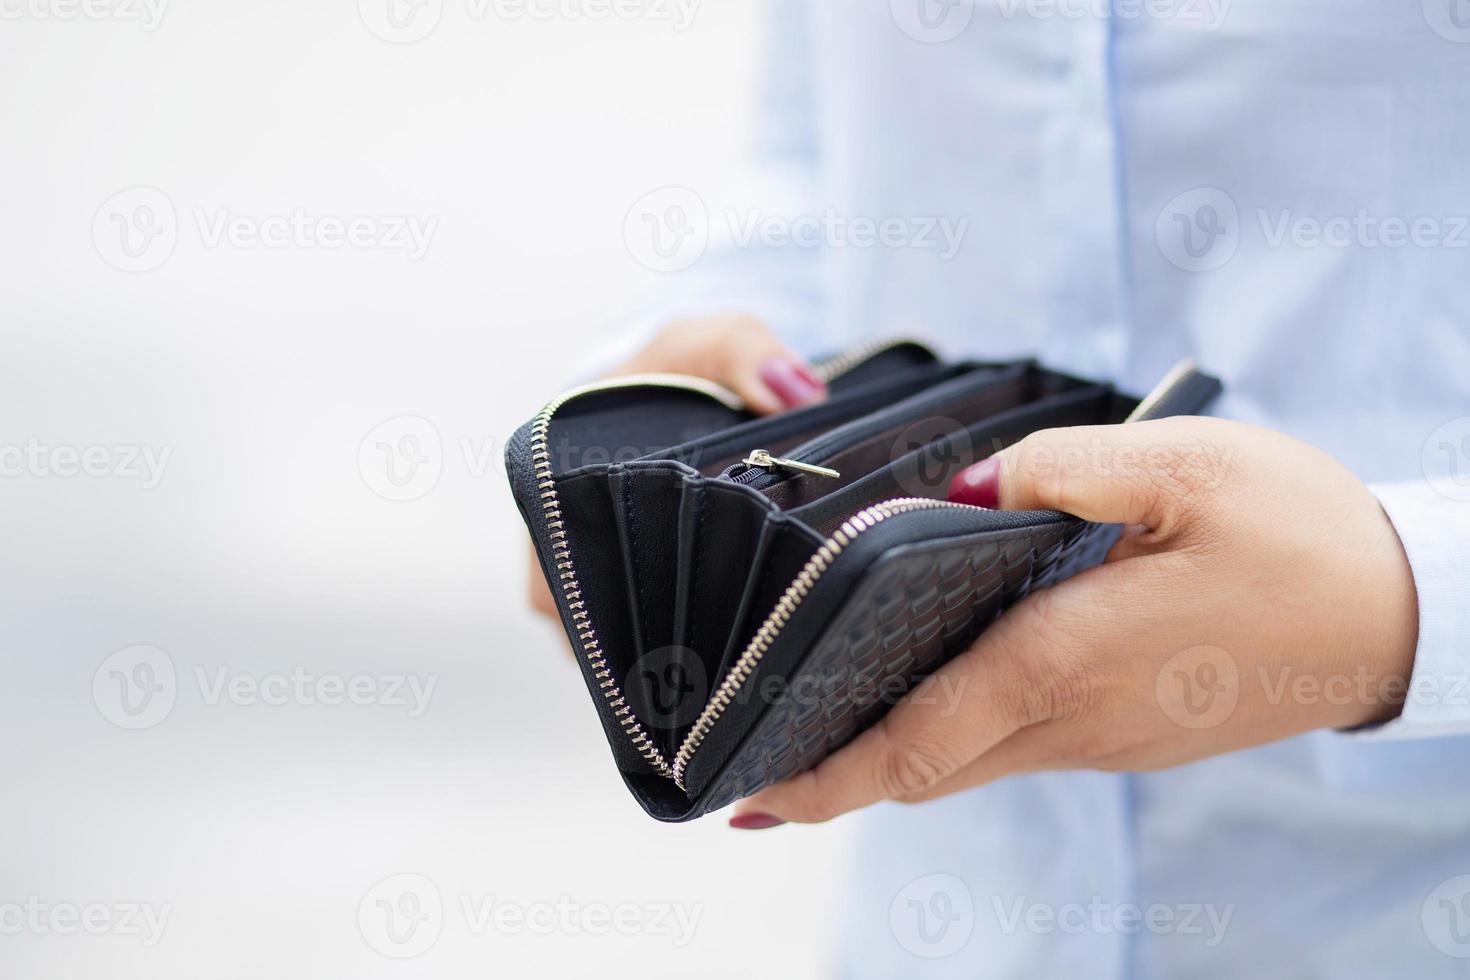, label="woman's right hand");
[525,314,827,622]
